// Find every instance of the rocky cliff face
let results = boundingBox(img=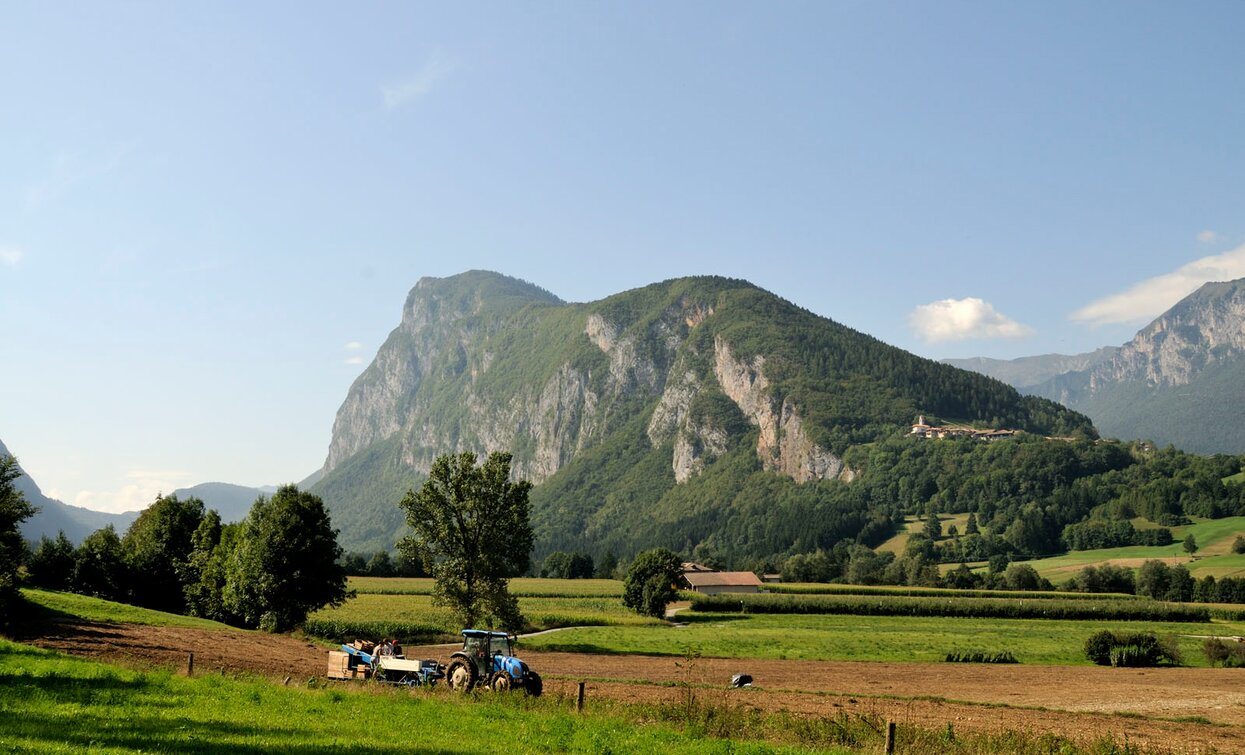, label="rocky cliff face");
[1021,278,1245,454]
[314,271,1089,553]
[712,337,852,483]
